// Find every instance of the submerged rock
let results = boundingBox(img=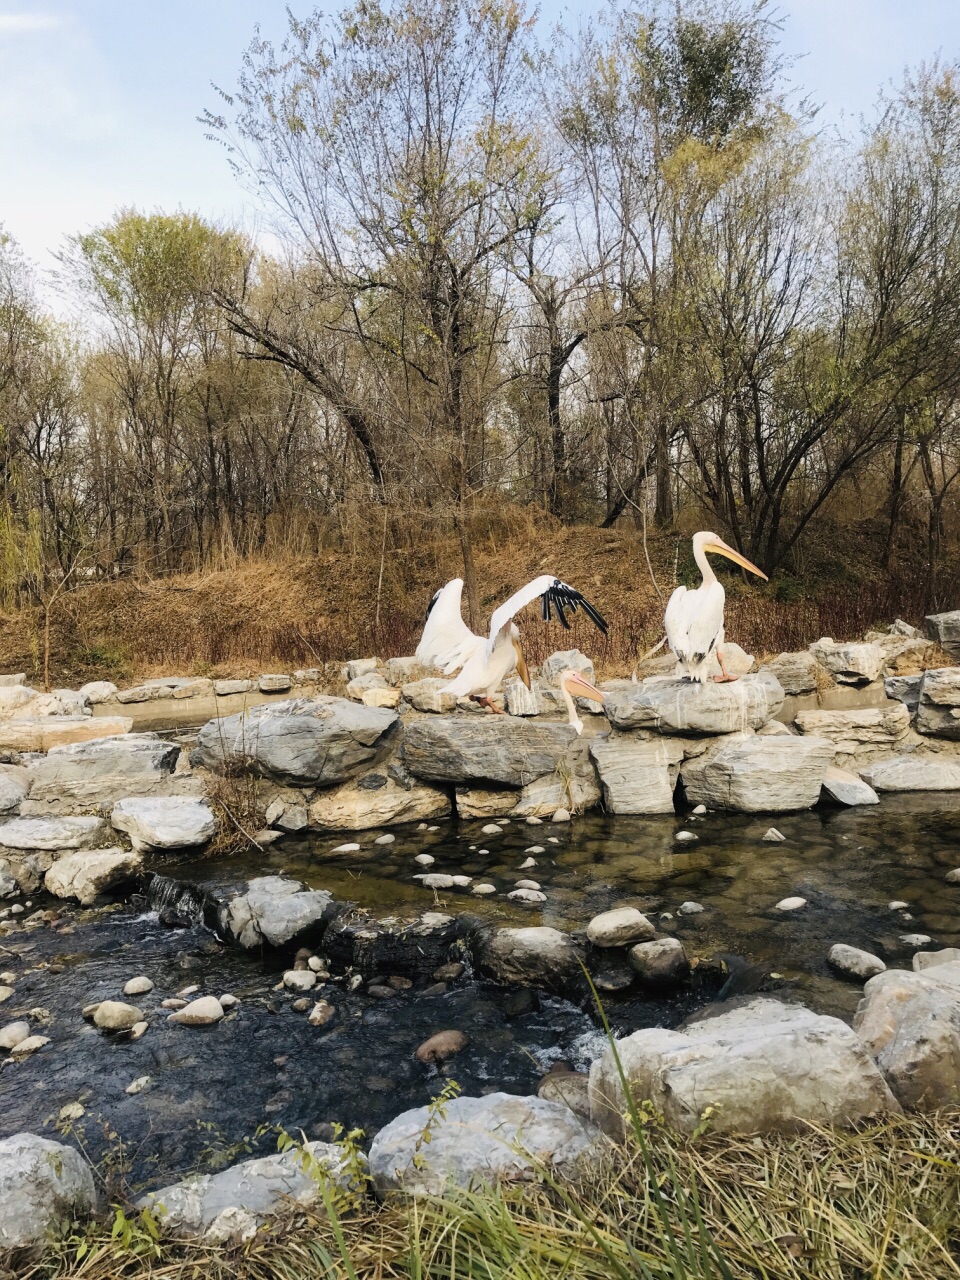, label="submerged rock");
[44,848,142,905]
[603,671,784,736]
[0,1133,97,1247]
[111,797,217,851]
[681,734,834,812]
[415,1029,469,1063]
[224,876,333,949]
